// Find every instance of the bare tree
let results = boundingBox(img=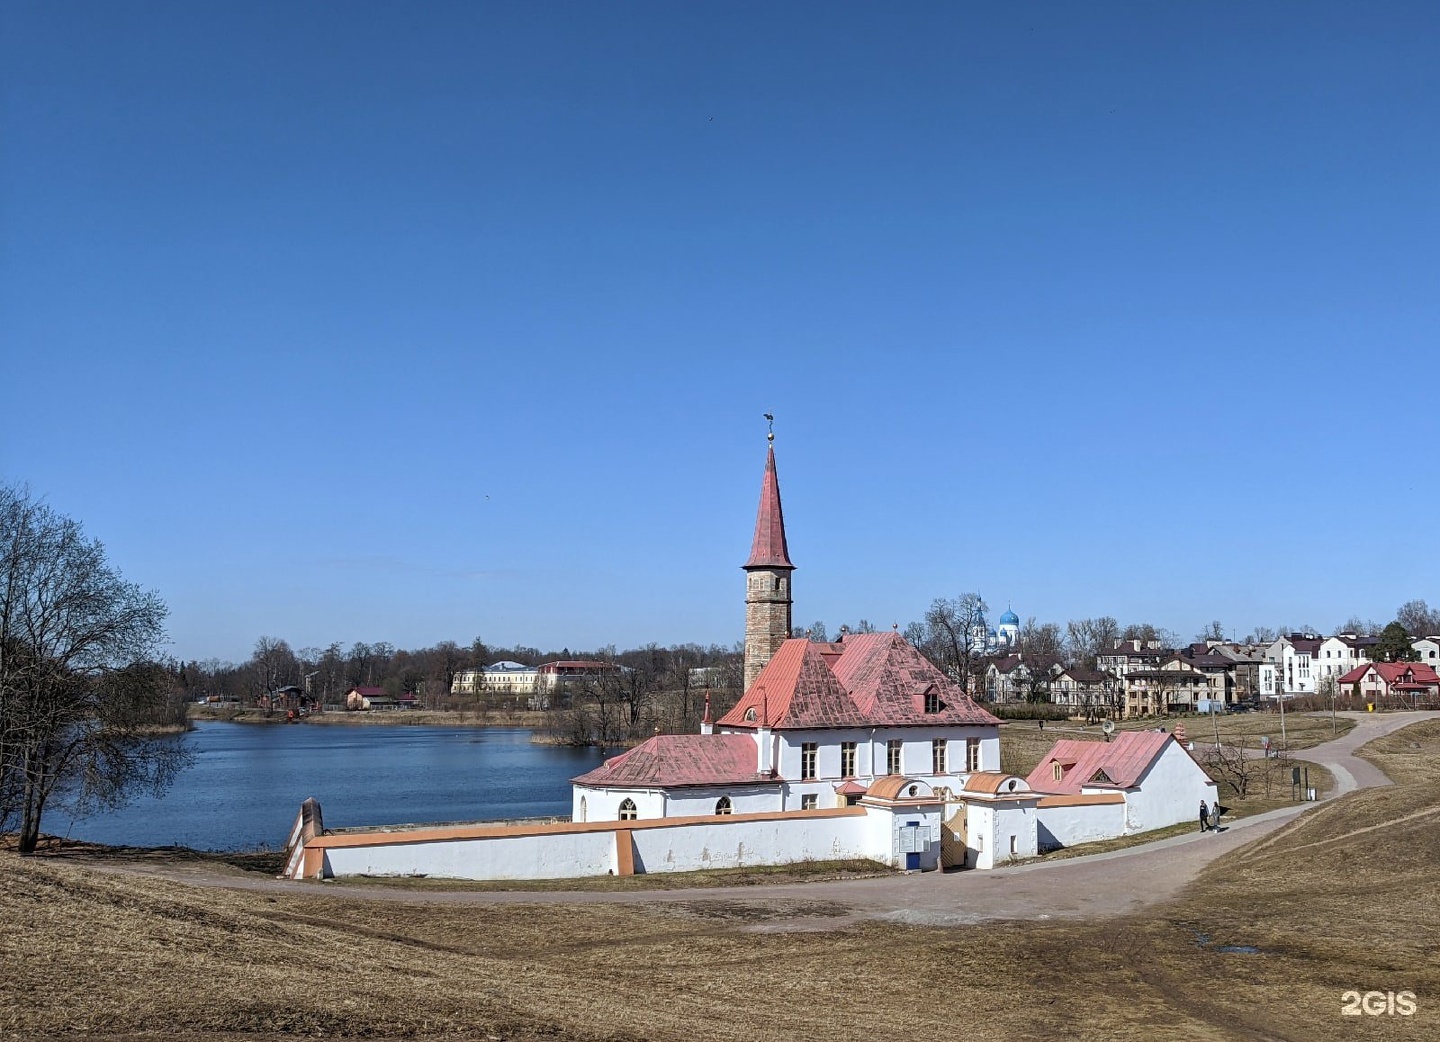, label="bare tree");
[1066,617,1120,670]
[0,486,187,853]
[1019,618,1066,662]
[1396,600,1440,637]
[1196,620,1226,643]
[911,594,988,694]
